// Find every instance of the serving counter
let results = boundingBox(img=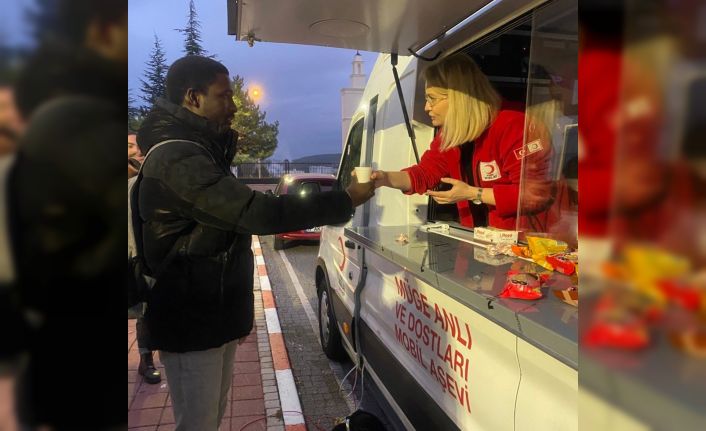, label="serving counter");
[344,224,578,369]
